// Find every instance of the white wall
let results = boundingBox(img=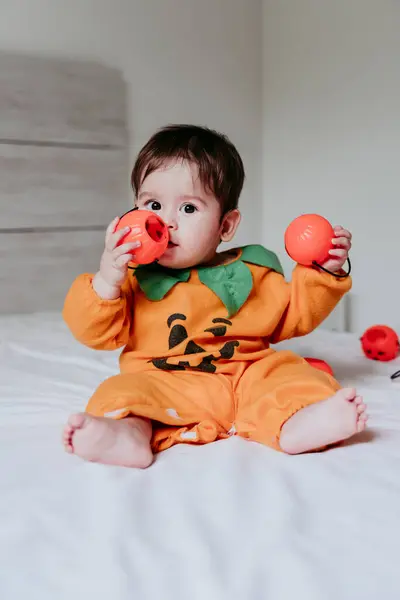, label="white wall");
[0,0,262,247]
[263,0,400,334]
